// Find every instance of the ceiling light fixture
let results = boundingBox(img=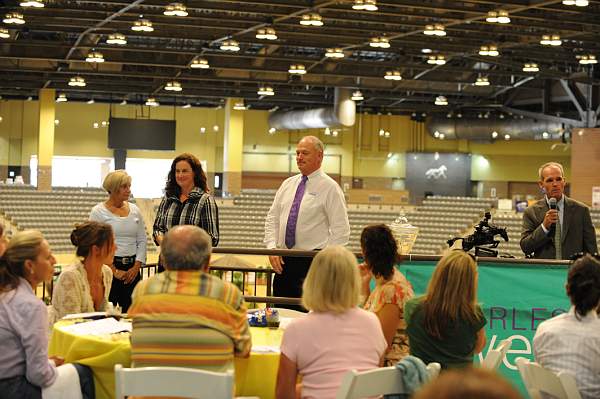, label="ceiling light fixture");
[435,95,448,106]
[504,134,511,140]
[300,13,323,26]
[384,70,402,80]
[288,64,307,74]
[87,98,94,104]
[351,90,364,101]
[423,24,446,36]
[55,93,67,103]
[352,0,378,11]
[106,33,127,45]
[131,17,154,32]
[182,103,192,109]
[85,50,104,63]
[190,57,209,69]
[164,81,183,92]
[3,12,25,25]
[475,76,490,86]
[540,34,561,46]
[523,63,540,72]
[256,27,278,40]
[427,55,446,65]
[562,0,589,6]
[479,45,499,56]
[164,3,188,17]
[68,76,86,87]
[369,36,390,48]
[20,0,45,7]
[220,39,240,51]
[257,86,275,96]
[486,10,510,24]
[233,101,246,110]
[0,28,9,39]
[145,97,159,107]
[579,54,598,65]
[325,48,344,58]
[491,131,499,139]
